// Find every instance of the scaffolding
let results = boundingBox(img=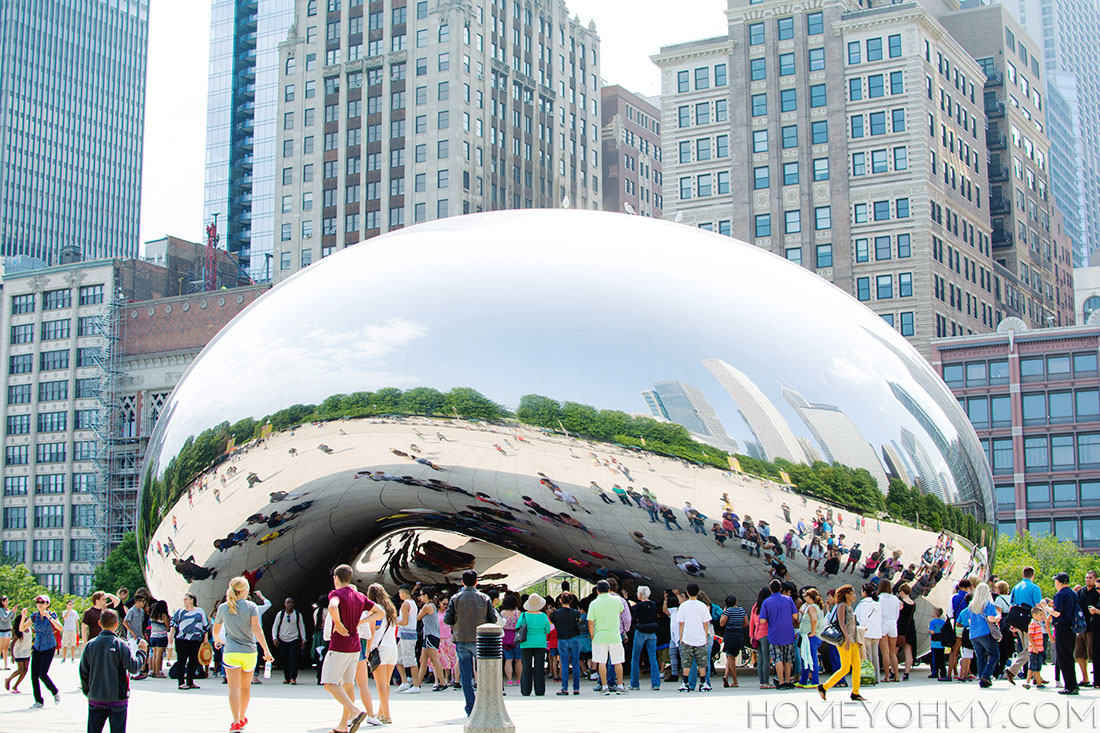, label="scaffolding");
[89,283,124,560]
